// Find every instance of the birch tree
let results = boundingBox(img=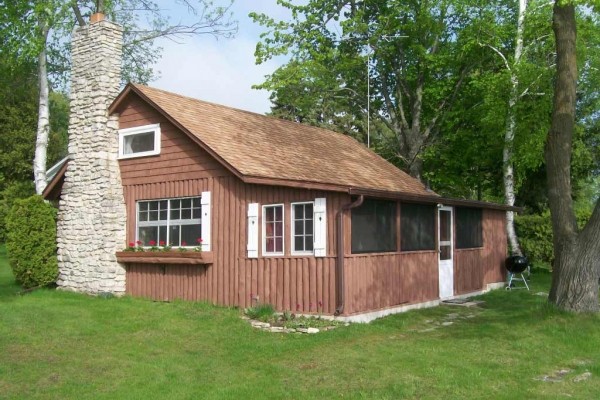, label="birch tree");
[1,0,237,195]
